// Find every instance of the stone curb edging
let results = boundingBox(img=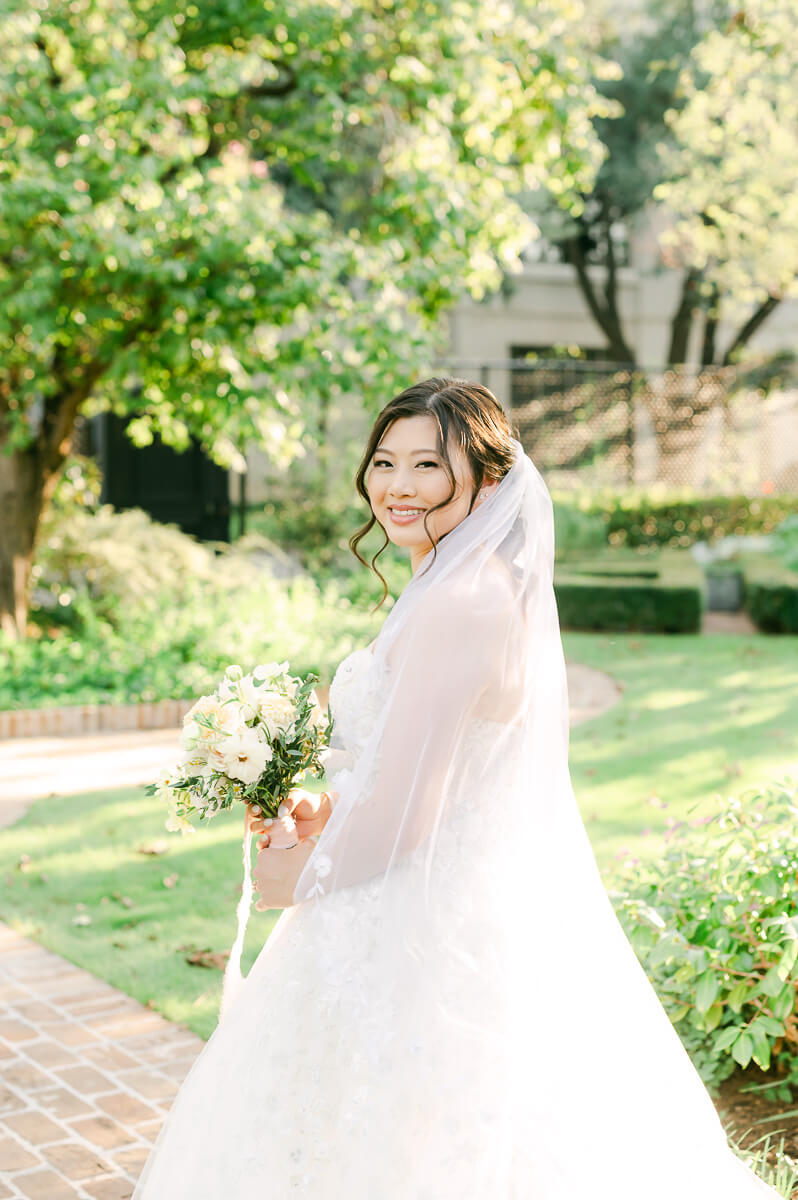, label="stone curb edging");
[0,689,333,742]
[0,700,195,742]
